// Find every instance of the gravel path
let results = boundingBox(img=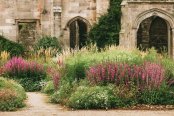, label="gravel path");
[0,92,174,116]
